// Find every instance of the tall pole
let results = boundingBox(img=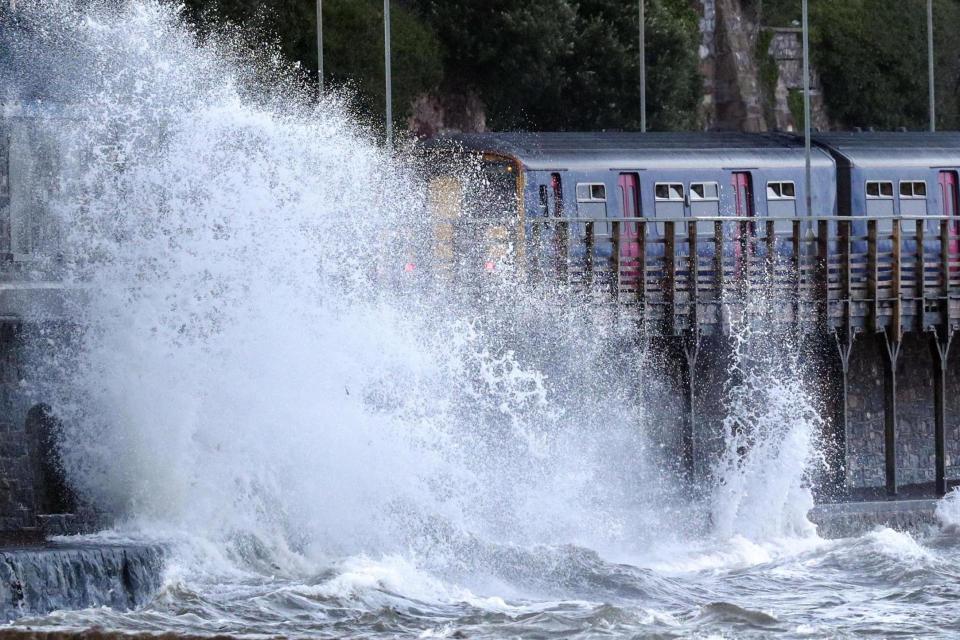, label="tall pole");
[928,0,936,132]
[639,0,646,132]
[802,0,812,216]
[316,0,324,94]
[384,0,393,148]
